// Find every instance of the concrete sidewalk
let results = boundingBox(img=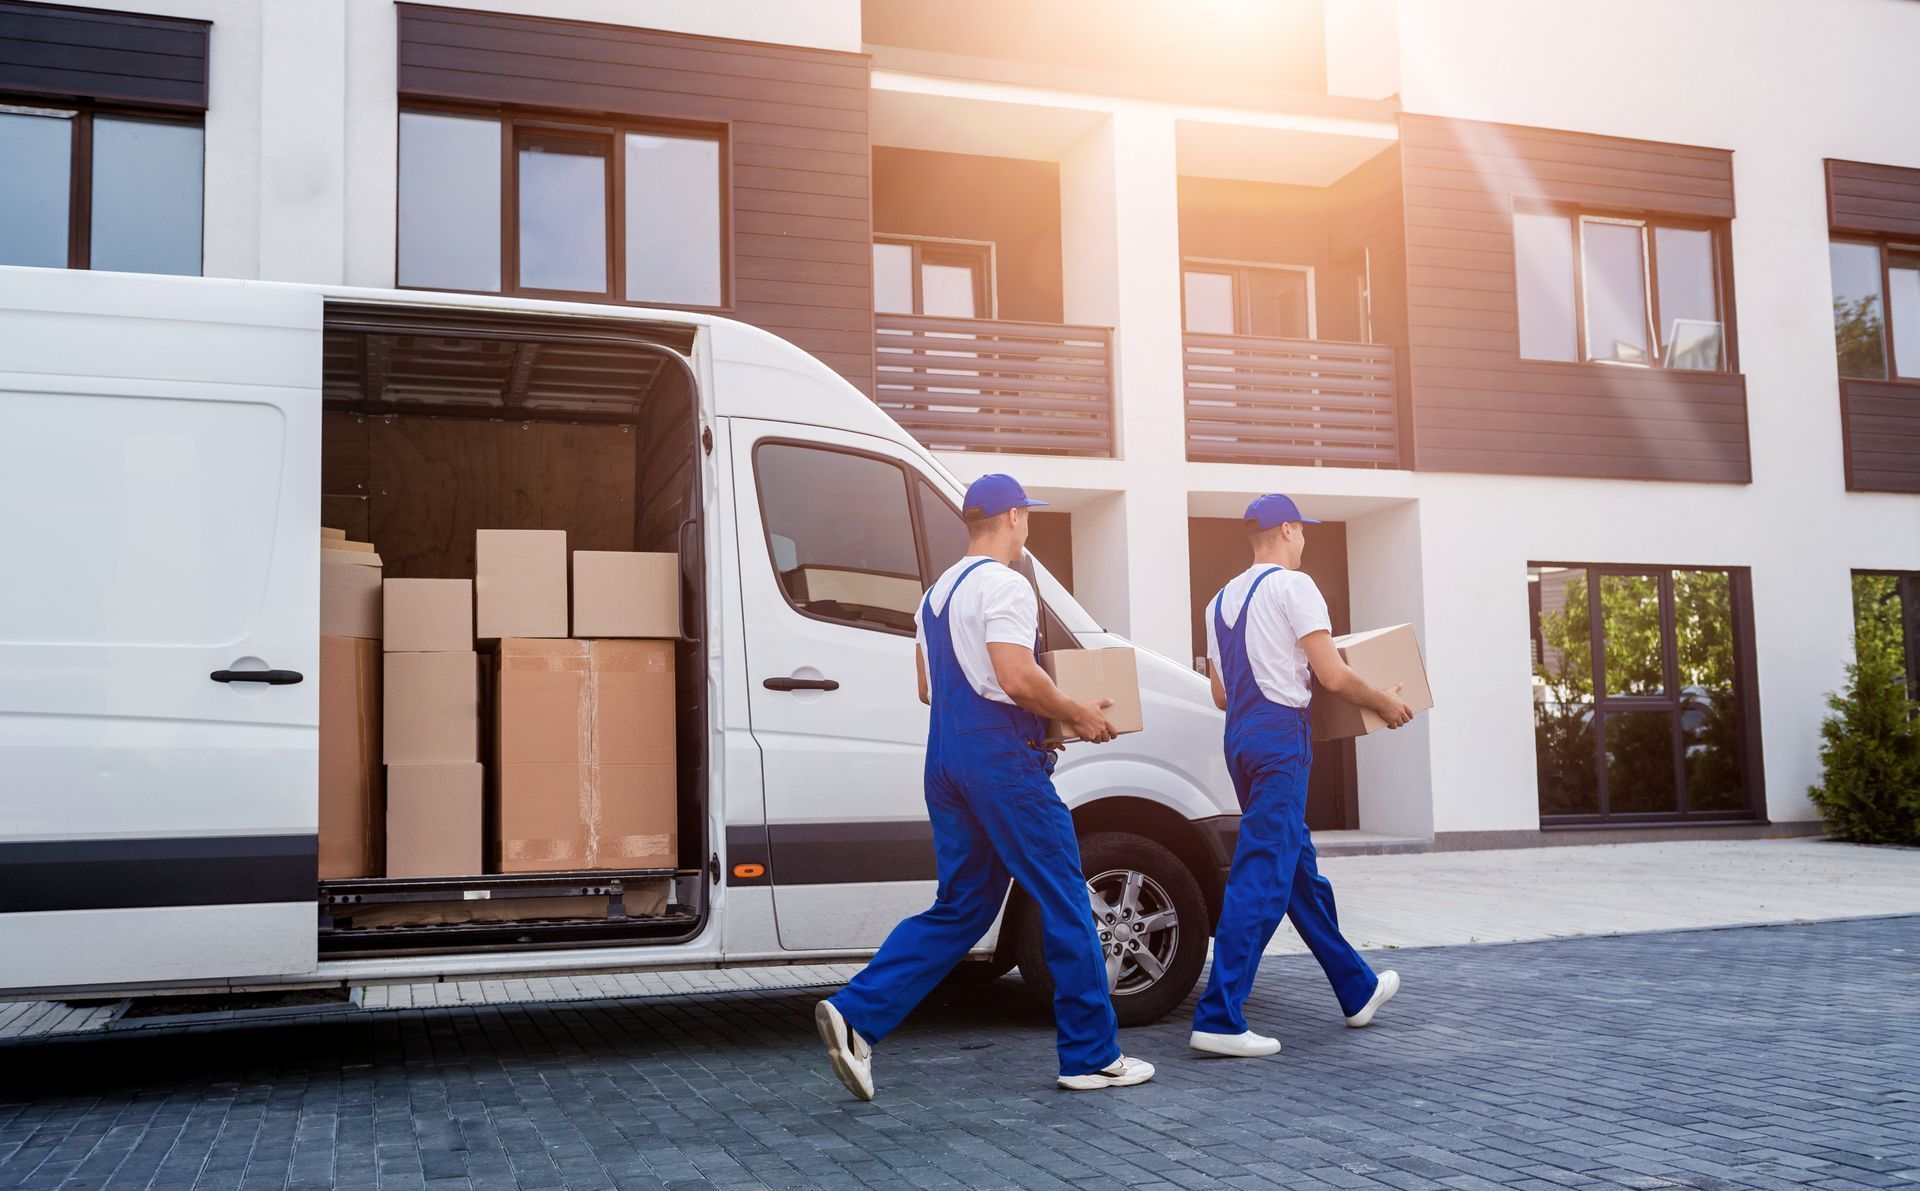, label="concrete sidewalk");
[4,837,1915,1041]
